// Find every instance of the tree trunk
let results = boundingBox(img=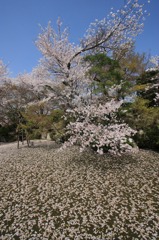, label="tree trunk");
[17,133,20,149]
[22,129,24,145]
[26,138,30,147]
